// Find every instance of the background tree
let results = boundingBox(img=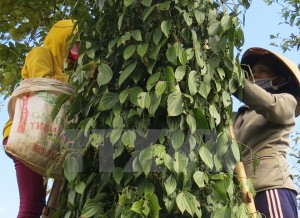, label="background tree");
[264,0,300,51]
[0,0,76,97]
